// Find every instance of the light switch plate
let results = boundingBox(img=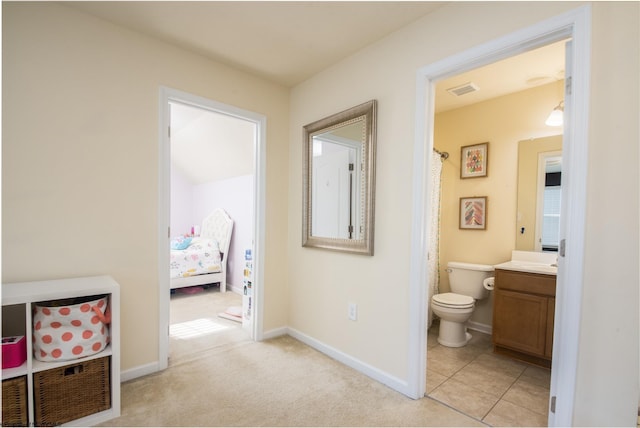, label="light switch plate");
[348,303,357,321]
